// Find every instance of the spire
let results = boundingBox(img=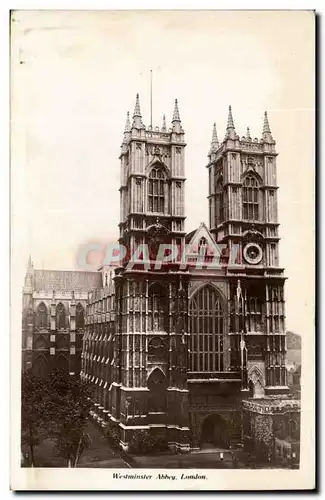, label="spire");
[161,114,167,132]
[261,110,274,143]
[263,111,271,134]
[133,93,141,118]
[121,111,131,147]
[24,255,34,291]
[27,254,33,272]
[132,93,145,129]
[172,99,181,123]
[209,122,219,154]
[124,111,131,132]
[225,105,236,140]
[227,105,235,129]
[246,127,251,140]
